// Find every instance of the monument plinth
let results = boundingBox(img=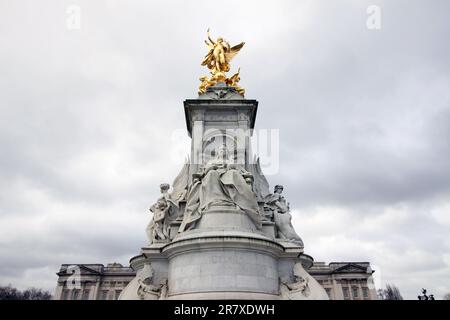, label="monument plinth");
[119,31,328,300]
